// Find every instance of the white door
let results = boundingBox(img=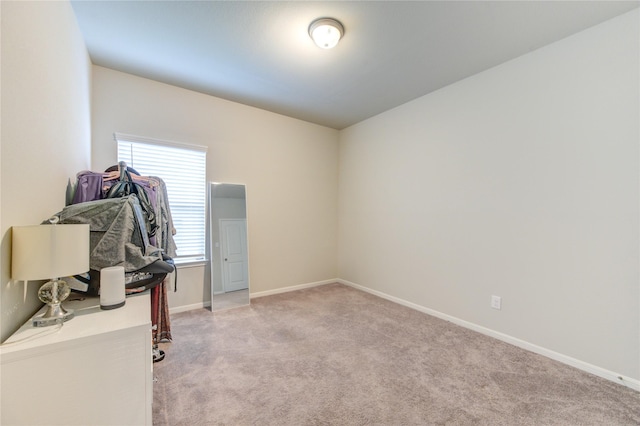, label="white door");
[219,219,249,292]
